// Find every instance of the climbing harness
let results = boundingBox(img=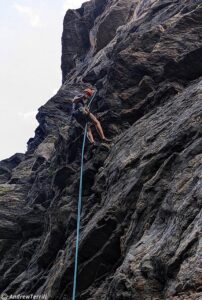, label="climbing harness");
[72,90,97,300]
